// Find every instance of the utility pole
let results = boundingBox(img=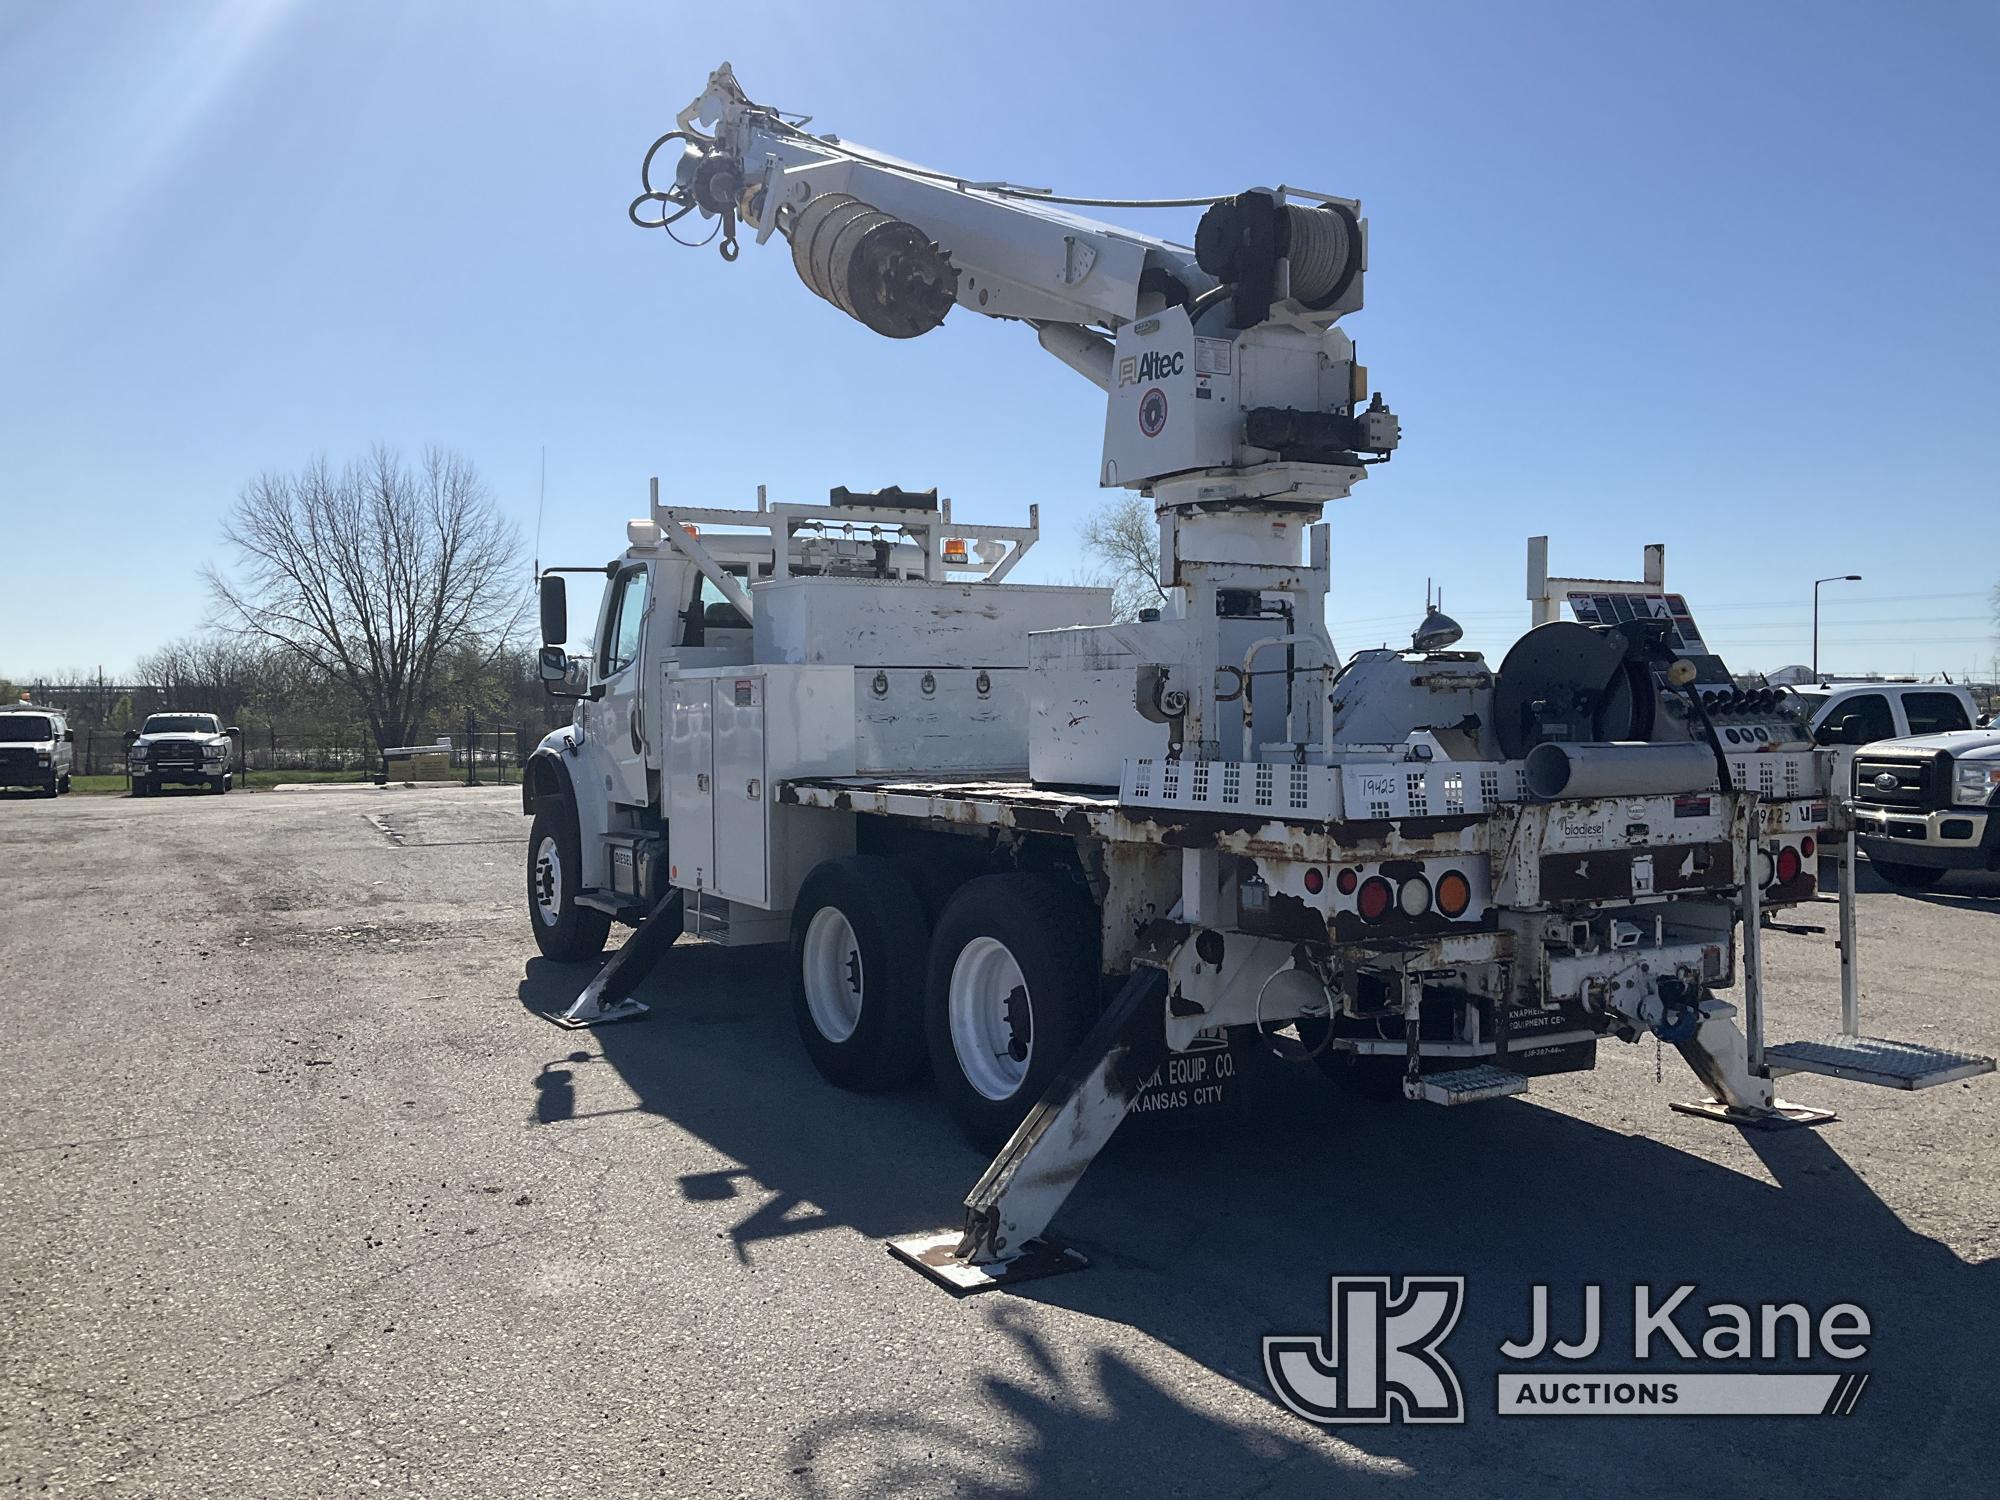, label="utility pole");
[1813,574,1862,680]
